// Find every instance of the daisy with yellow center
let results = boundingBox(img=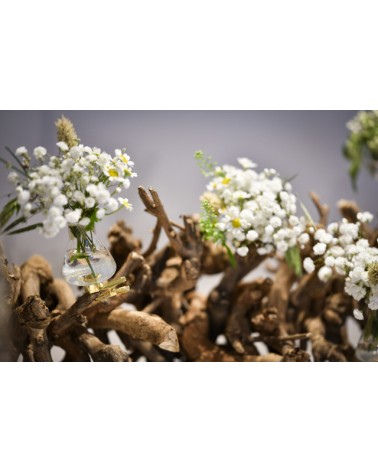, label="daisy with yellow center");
[118,197,133,210]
